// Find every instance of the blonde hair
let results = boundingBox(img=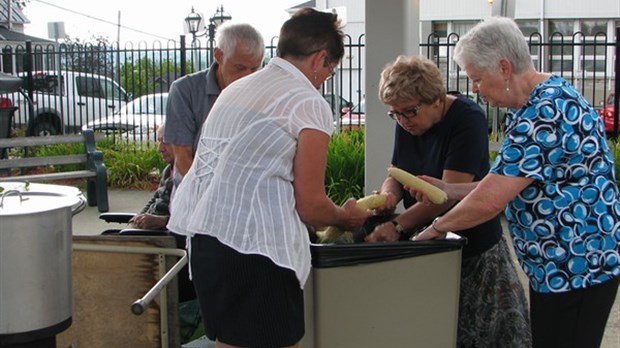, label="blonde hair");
[378,55,446,105]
